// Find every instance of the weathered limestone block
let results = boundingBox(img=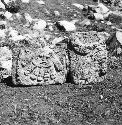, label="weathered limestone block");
[69,31,108,85]
[11,38,69,86]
